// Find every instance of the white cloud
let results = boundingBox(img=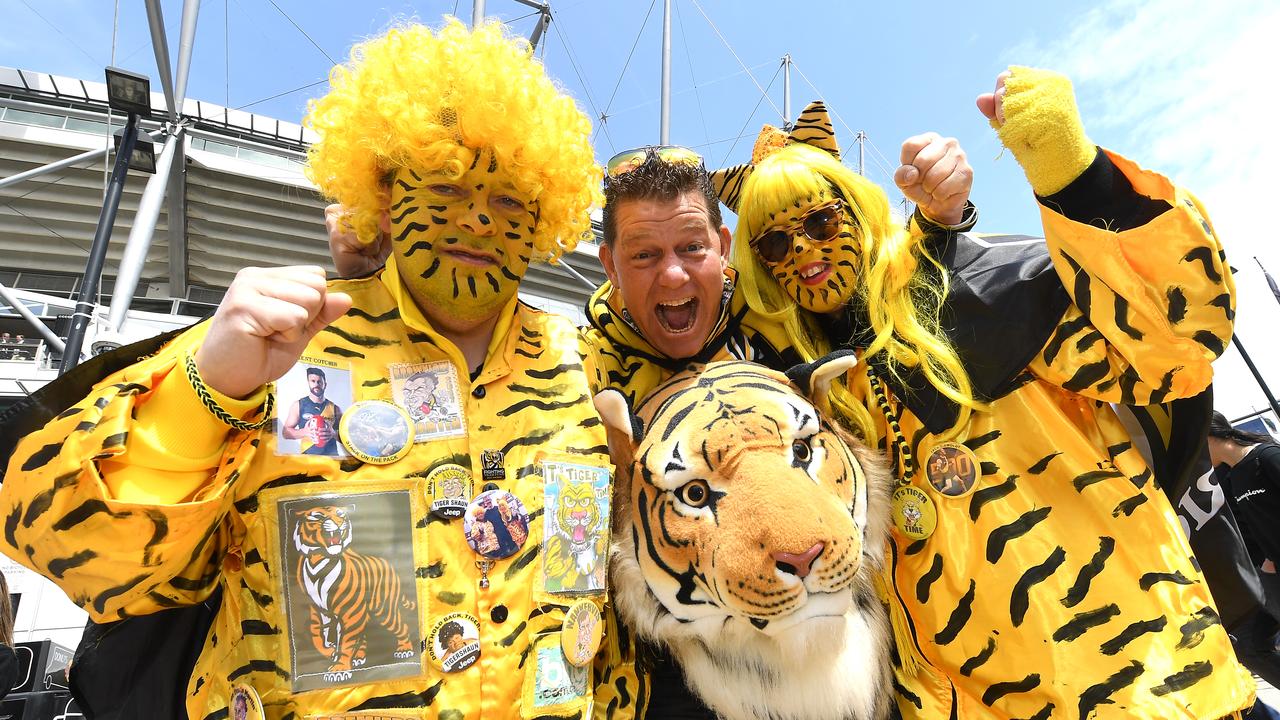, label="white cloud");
[1007,0,1280,421]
